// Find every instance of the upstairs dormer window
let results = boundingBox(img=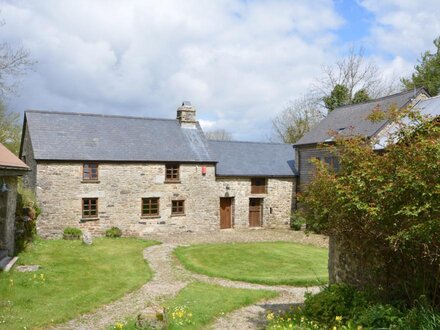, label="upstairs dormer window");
[83,163,99,181]
[165,164,180,182]
[251,178,267,194]
[324,156,340,172]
